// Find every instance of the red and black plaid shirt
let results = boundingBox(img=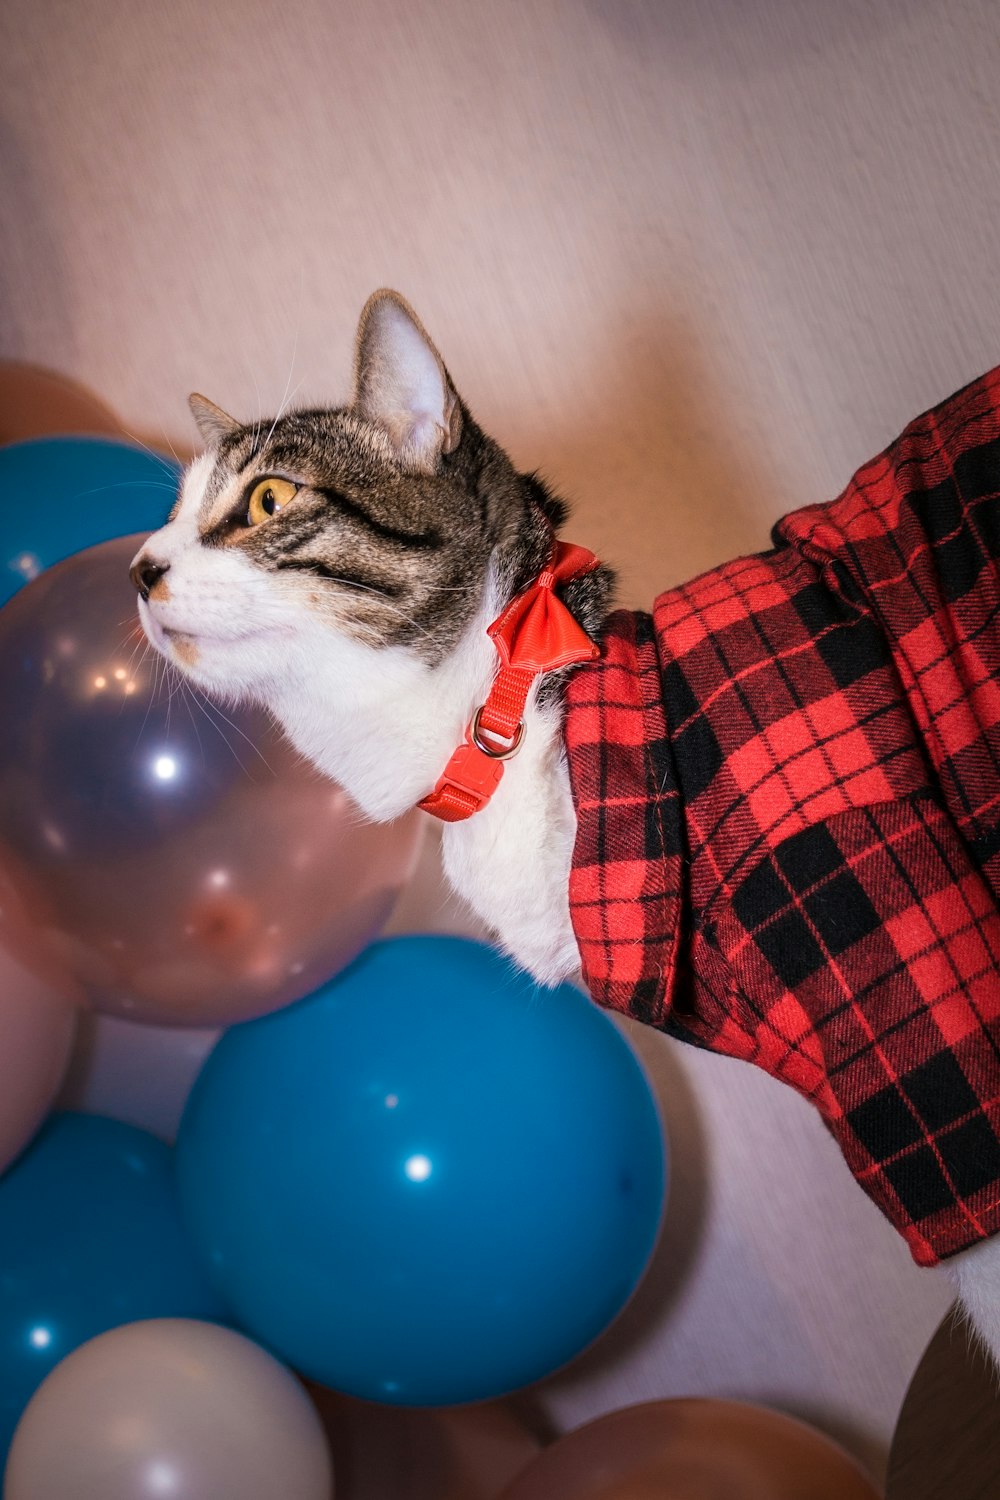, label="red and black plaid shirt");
[565,367,1000,1267]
